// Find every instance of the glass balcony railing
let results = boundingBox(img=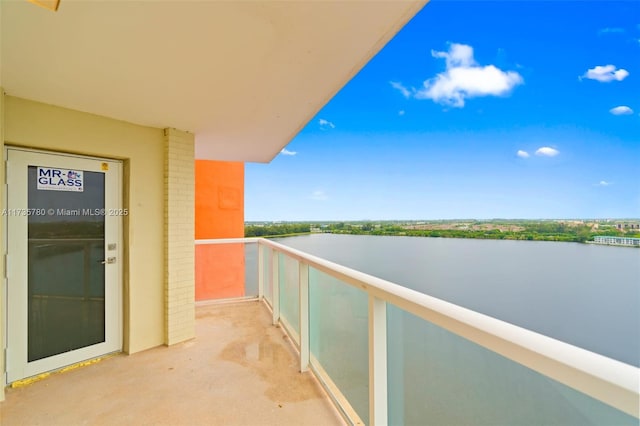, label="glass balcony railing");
[196,238,640,425]
[195,238,259,301]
